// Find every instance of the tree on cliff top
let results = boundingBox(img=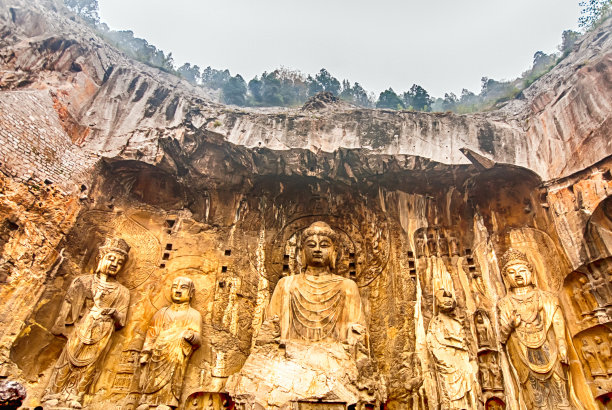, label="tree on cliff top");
[376,88,404,110]
[579,0,612,29]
